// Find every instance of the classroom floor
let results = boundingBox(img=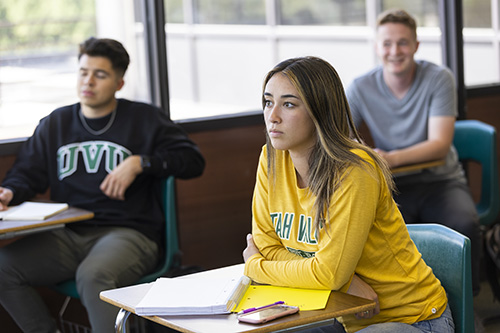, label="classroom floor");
[474,279,500,333]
